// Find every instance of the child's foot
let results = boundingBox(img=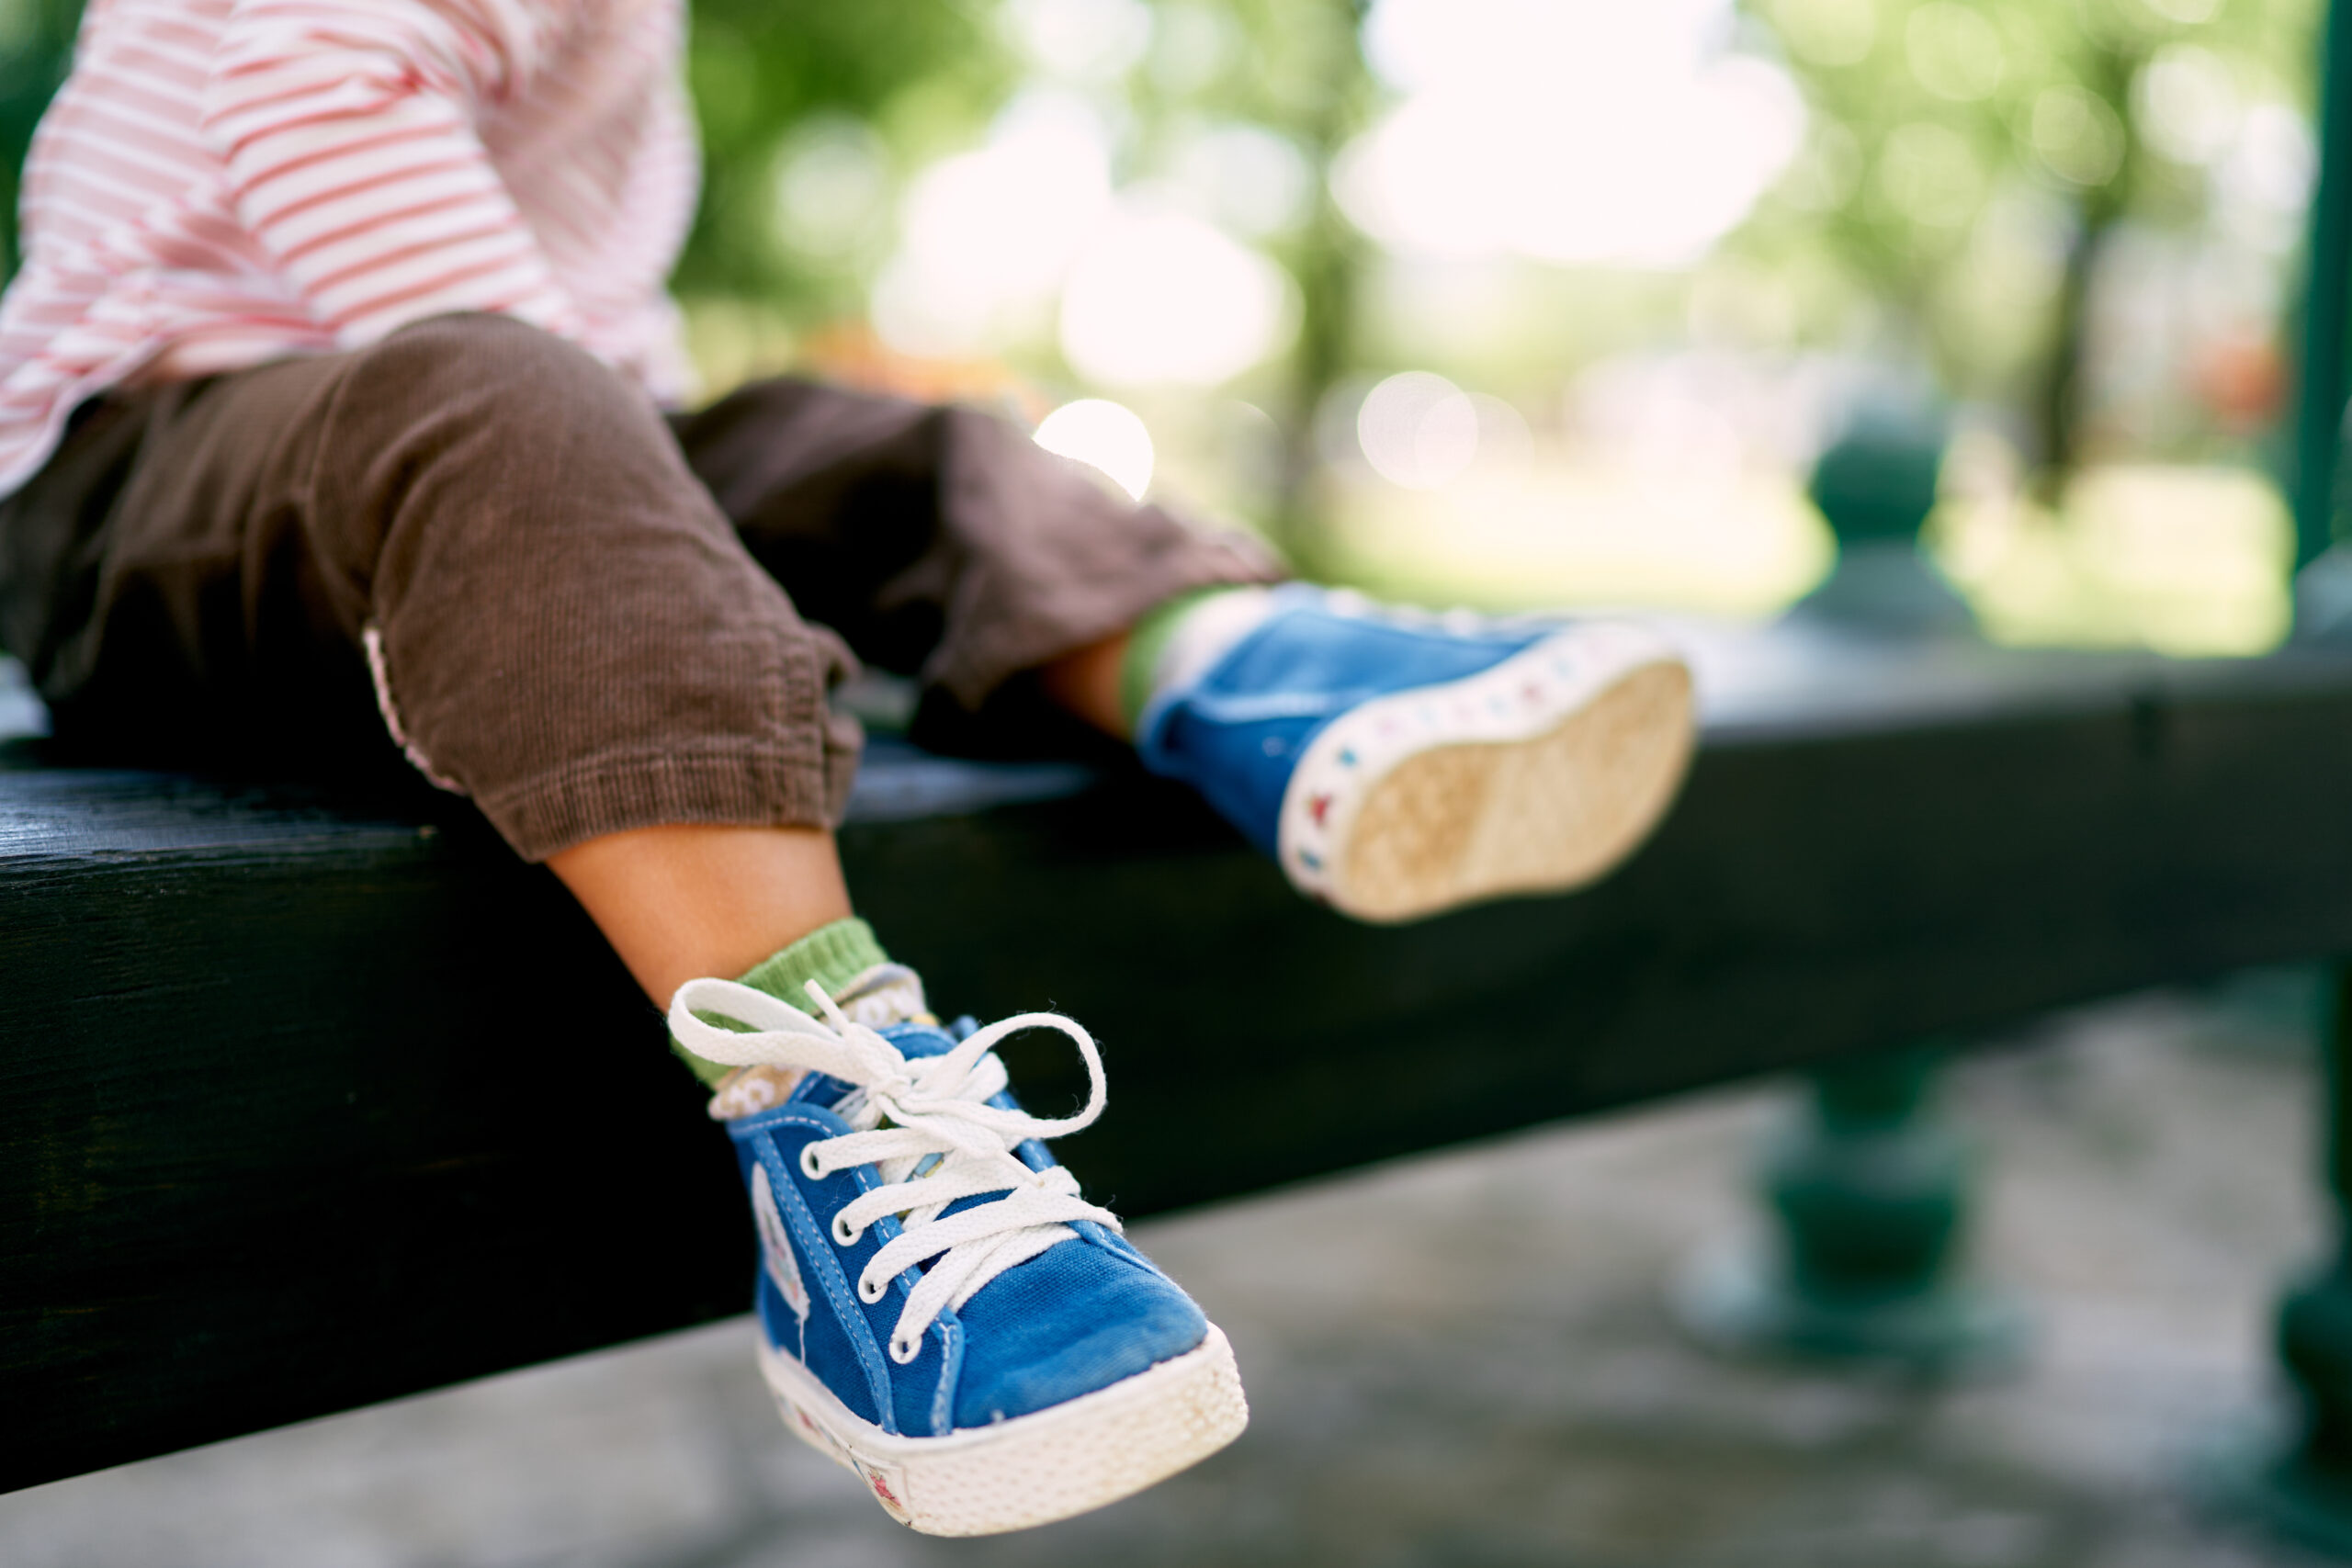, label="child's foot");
[672,969,1247,1537]
[1135,586,1696,922]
